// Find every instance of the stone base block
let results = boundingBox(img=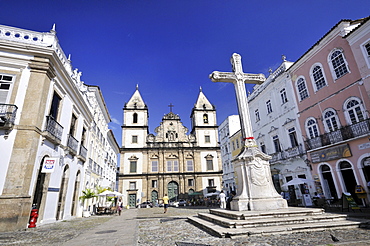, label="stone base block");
[231,197,288,211]
[0,196,32,232]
